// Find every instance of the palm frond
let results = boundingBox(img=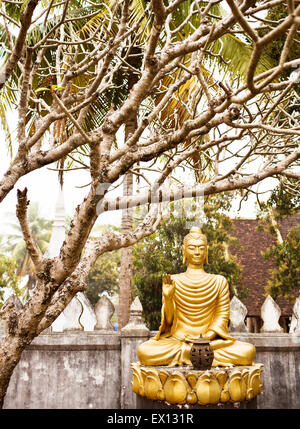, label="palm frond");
[208,33,276,82]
